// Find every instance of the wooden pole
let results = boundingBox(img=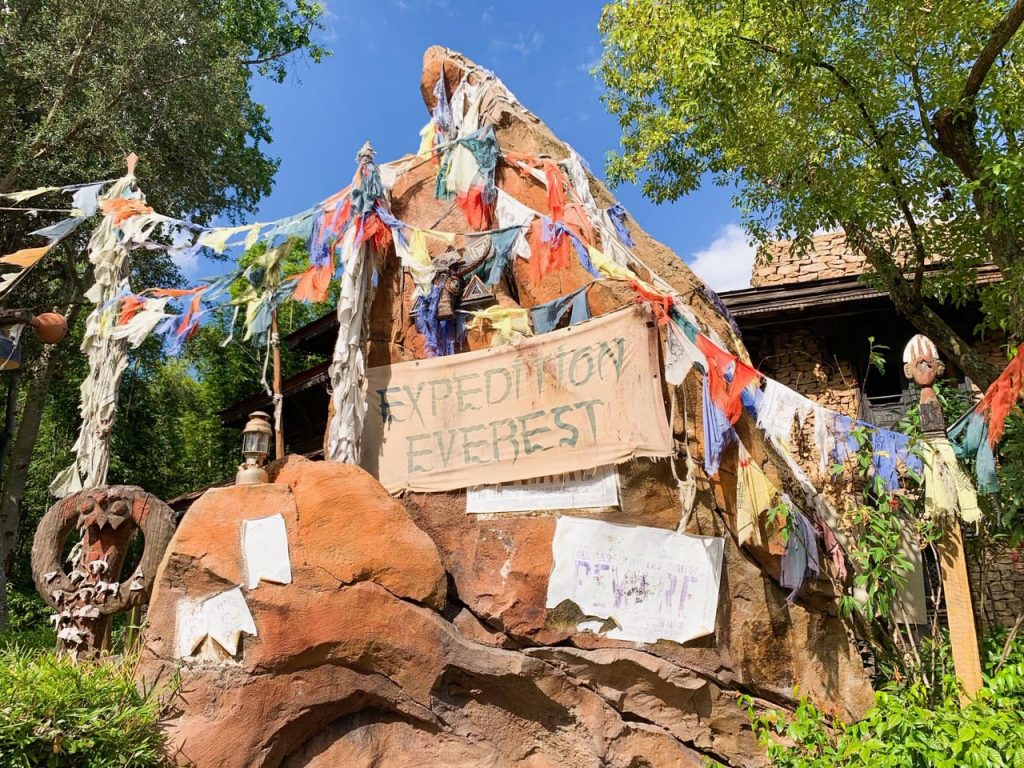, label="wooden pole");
[904,335,984,701]
[271,309,285,460]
